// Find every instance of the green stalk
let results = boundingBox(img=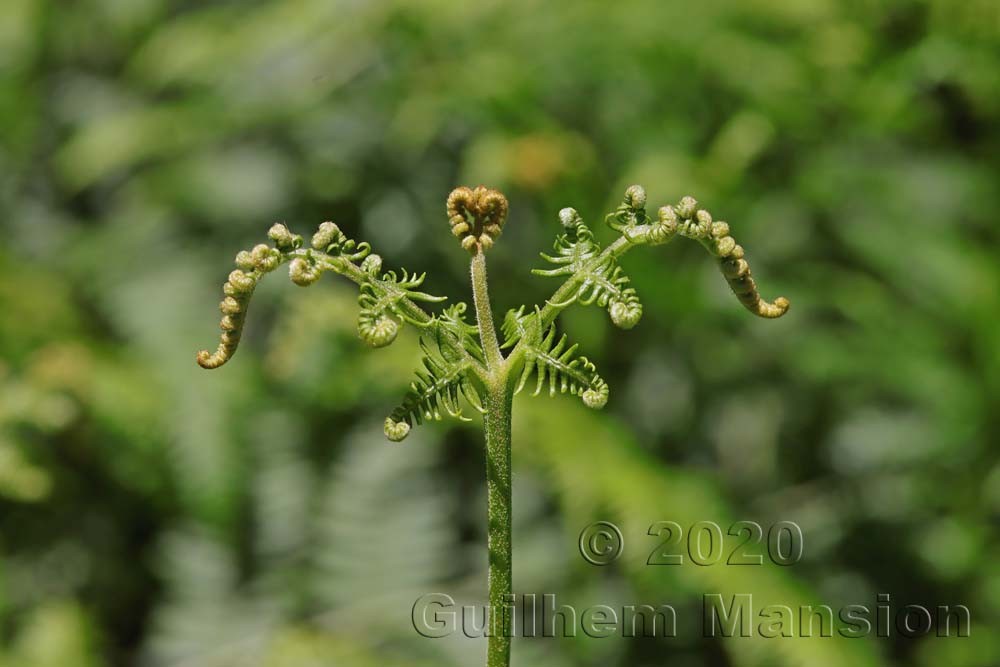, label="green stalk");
[483,384,512,667]
[471,250,504,372]
[470,248,513,667]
